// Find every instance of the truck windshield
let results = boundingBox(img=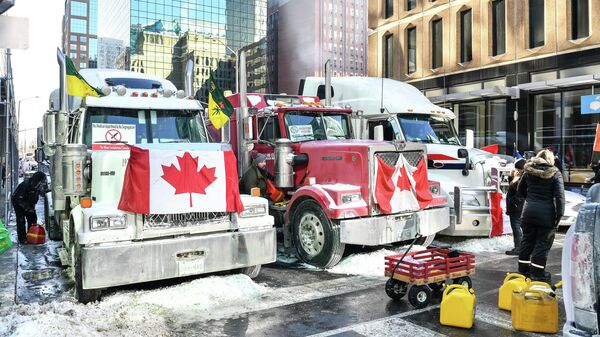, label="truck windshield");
[397,114,461,145]
[284,111,351,141]
[83,107,207,147]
